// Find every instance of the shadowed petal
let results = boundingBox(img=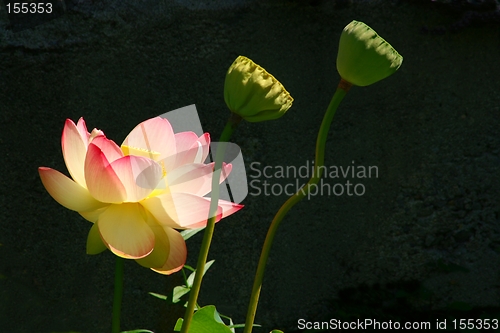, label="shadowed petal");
[85,144,127,203]
[97,203,155,259]
[62,119,89,188]
[79,206,108,223]
[141,193,223,229]
[135,221,170,268]
[151,227,186,275]
[38,167,107,212]
[86,222,108,255]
